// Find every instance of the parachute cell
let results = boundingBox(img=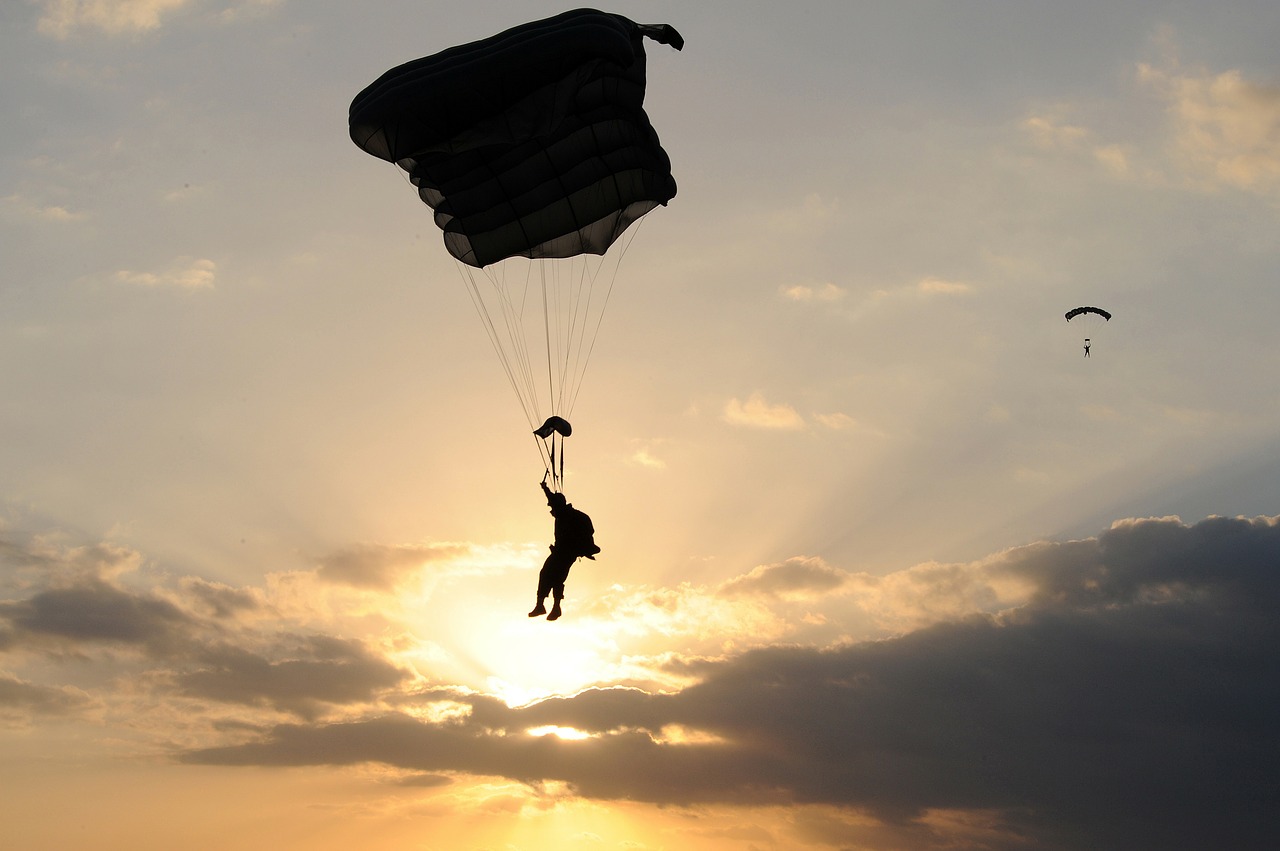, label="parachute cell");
[1064,306,1112,322]
[349,8,681,268]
